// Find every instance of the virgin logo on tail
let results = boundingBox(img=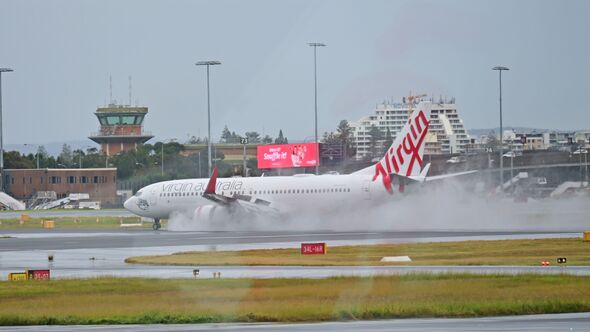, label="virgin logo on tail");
[373,110,429,194]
